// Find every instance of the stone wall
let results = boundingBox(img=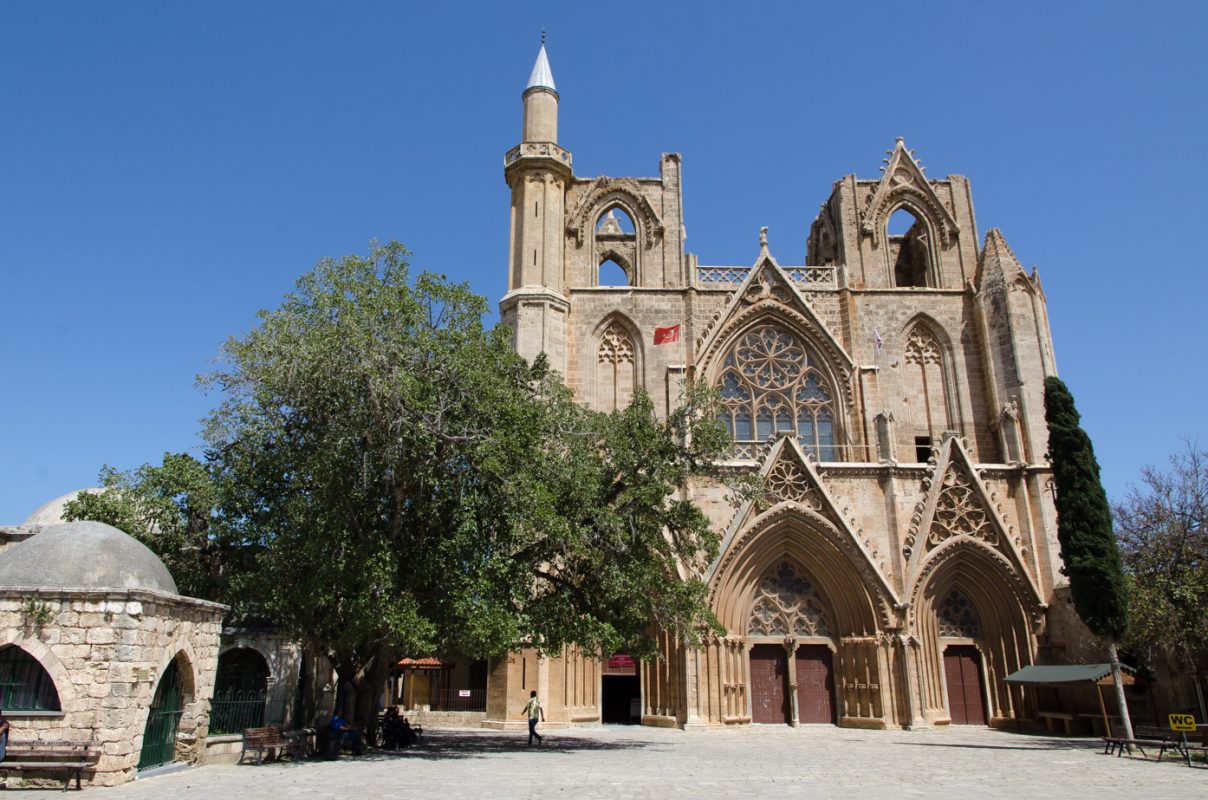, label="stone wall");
[0,587,226,786]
